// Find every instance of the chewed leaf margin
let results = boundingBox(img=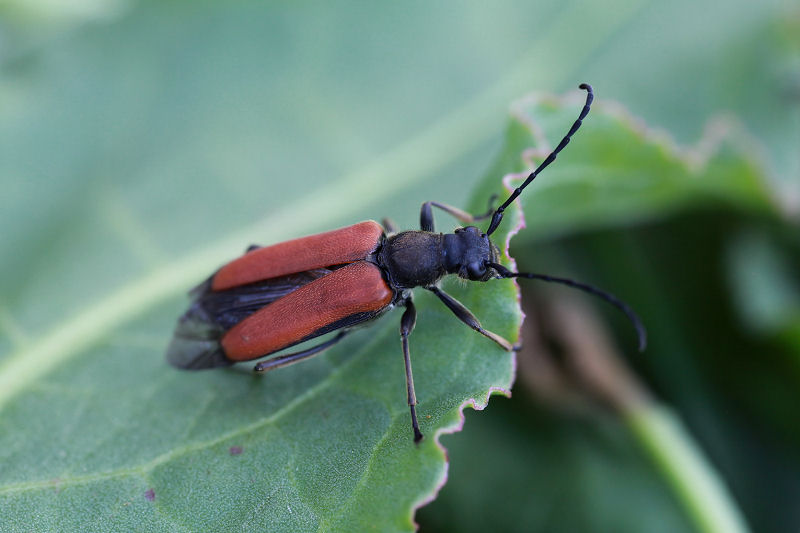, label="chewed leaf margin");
[411,171,528,522]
